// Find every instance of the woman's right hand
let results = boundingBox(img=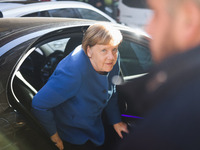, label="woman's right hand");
[50,132,64,150]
